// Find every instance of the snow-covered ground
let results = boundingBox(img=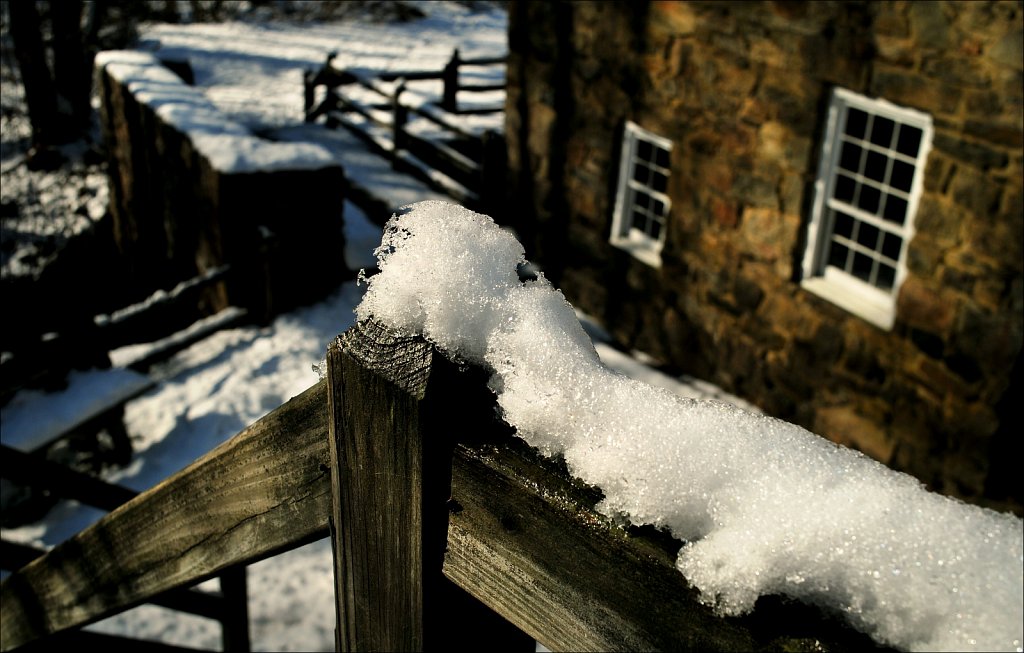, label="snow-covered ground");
[1,3,757,650]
